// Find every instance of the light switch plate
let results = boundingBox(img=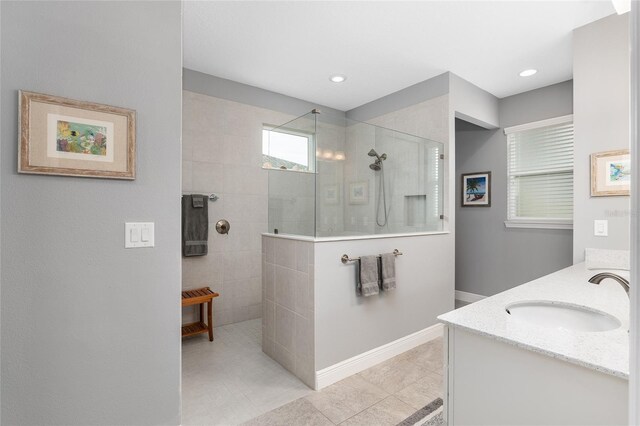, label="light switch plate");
[125,222,155,248]
[594,220,608,237]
